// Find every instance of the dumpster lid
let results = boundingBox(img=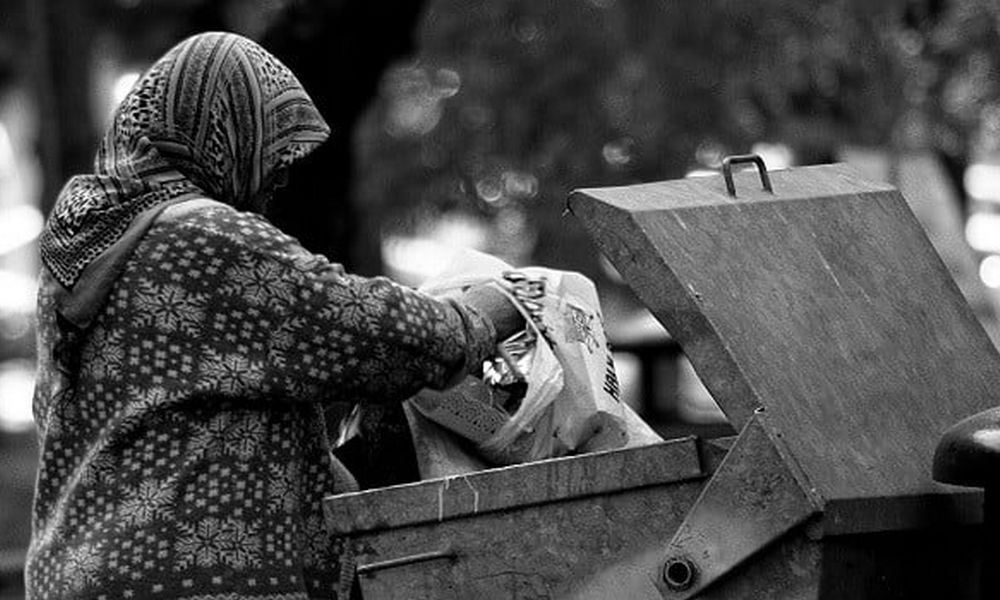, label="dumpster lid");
[570,162,1000,505]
